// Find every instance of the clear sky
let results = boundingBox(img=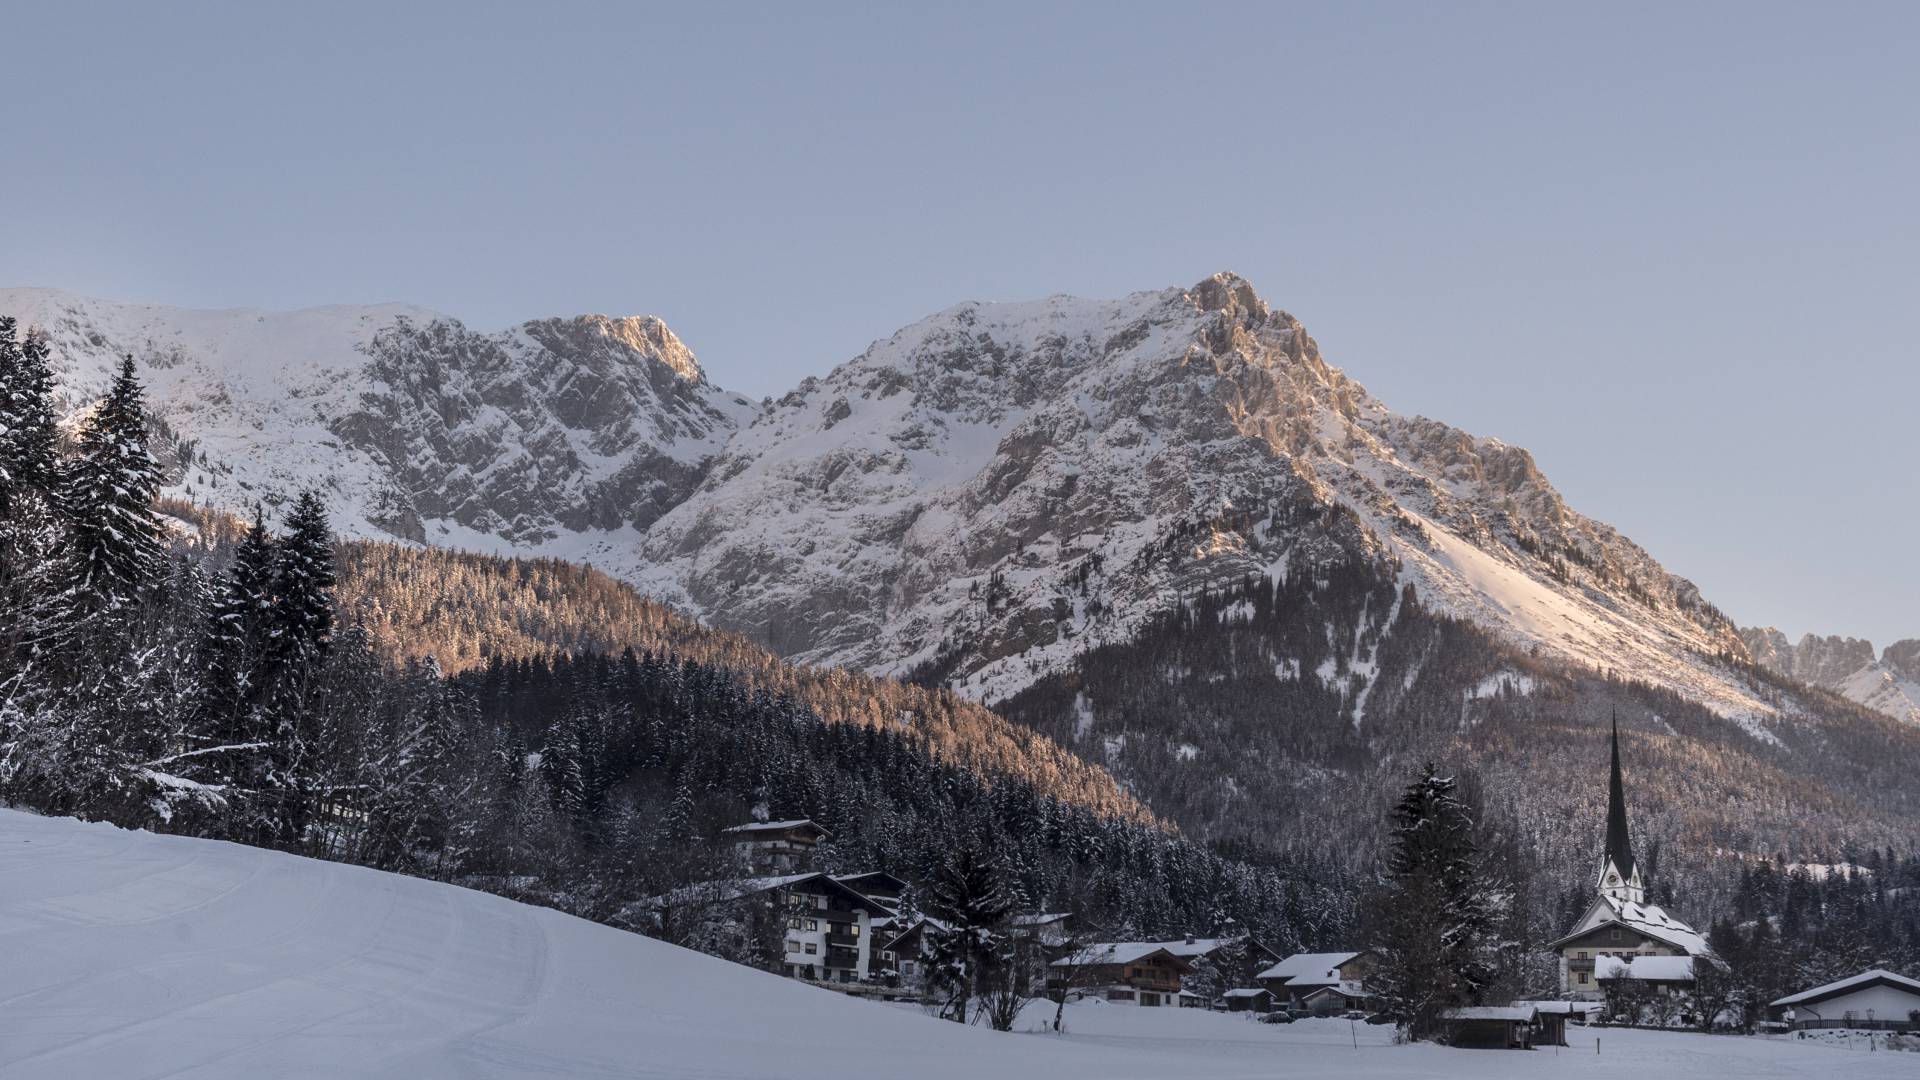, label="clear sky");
[3,2,1914,646]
